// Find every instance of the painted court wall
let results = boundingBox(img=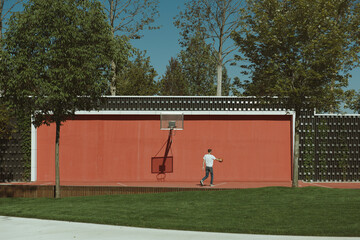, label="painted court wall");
[37,115,292,183]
